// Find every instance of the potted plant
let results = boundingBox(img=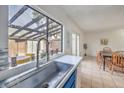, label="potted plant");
[83,43,88,56]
